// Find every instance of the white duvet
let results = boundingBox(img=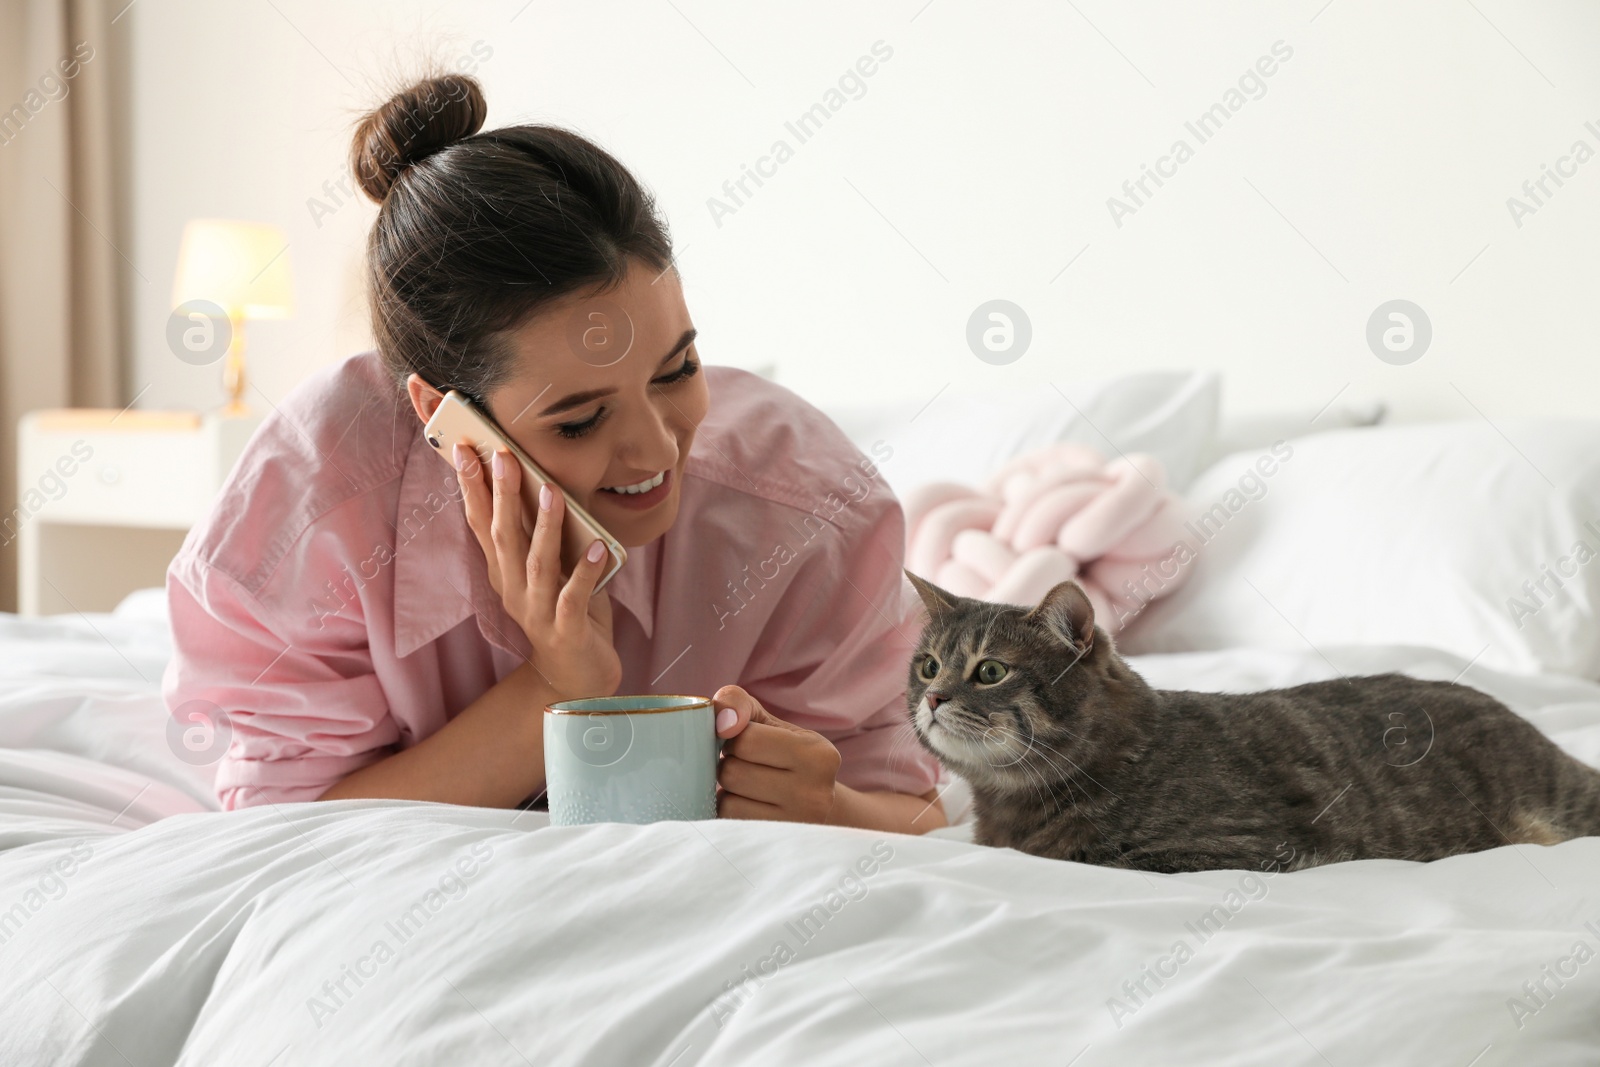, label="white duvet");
[2,595,1599,1065]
